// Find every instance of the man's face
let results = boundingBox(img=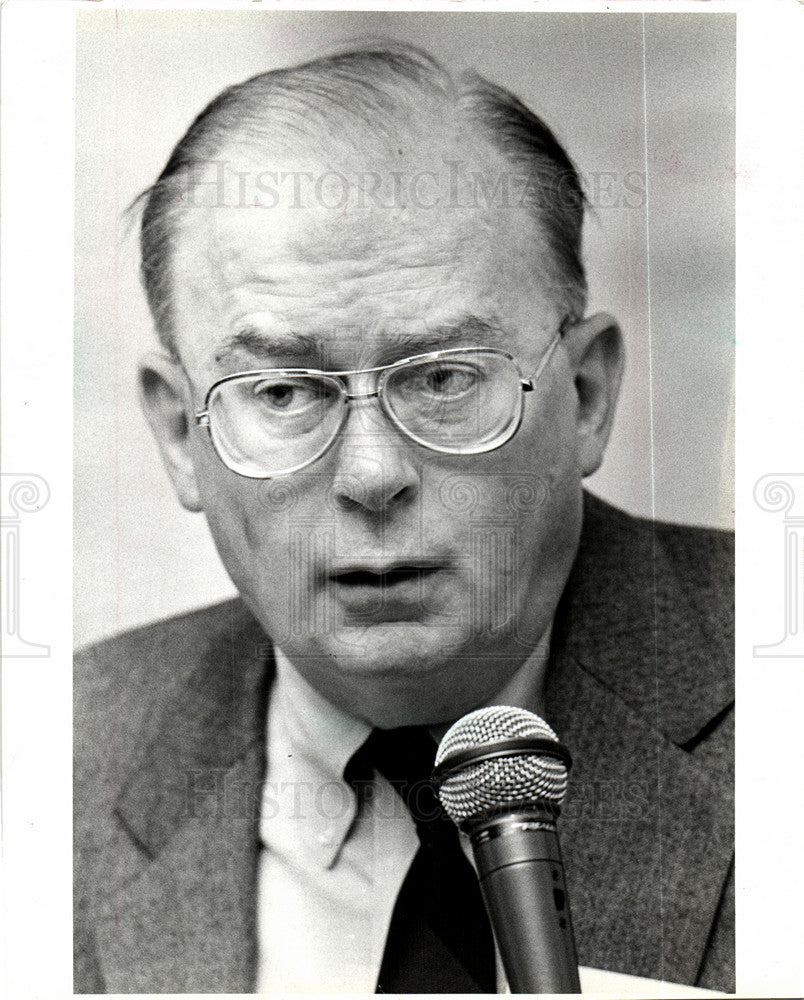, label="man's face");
[158,139,598,728]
